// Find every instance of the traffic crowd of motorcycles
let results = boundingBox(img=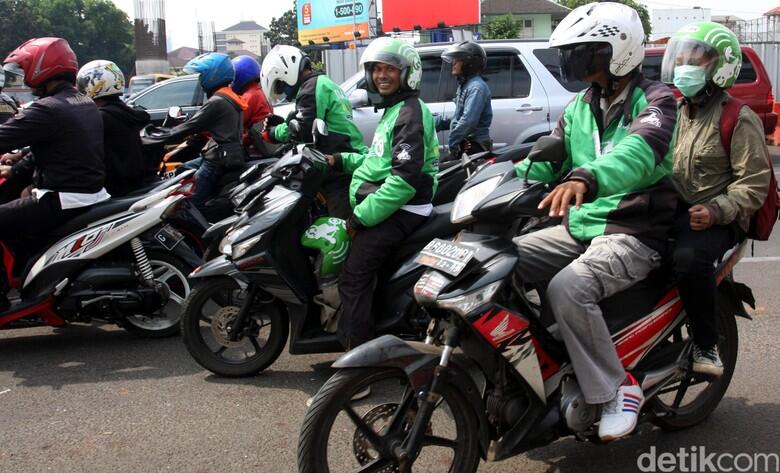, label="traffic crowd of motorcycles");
[0,32,768,473]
